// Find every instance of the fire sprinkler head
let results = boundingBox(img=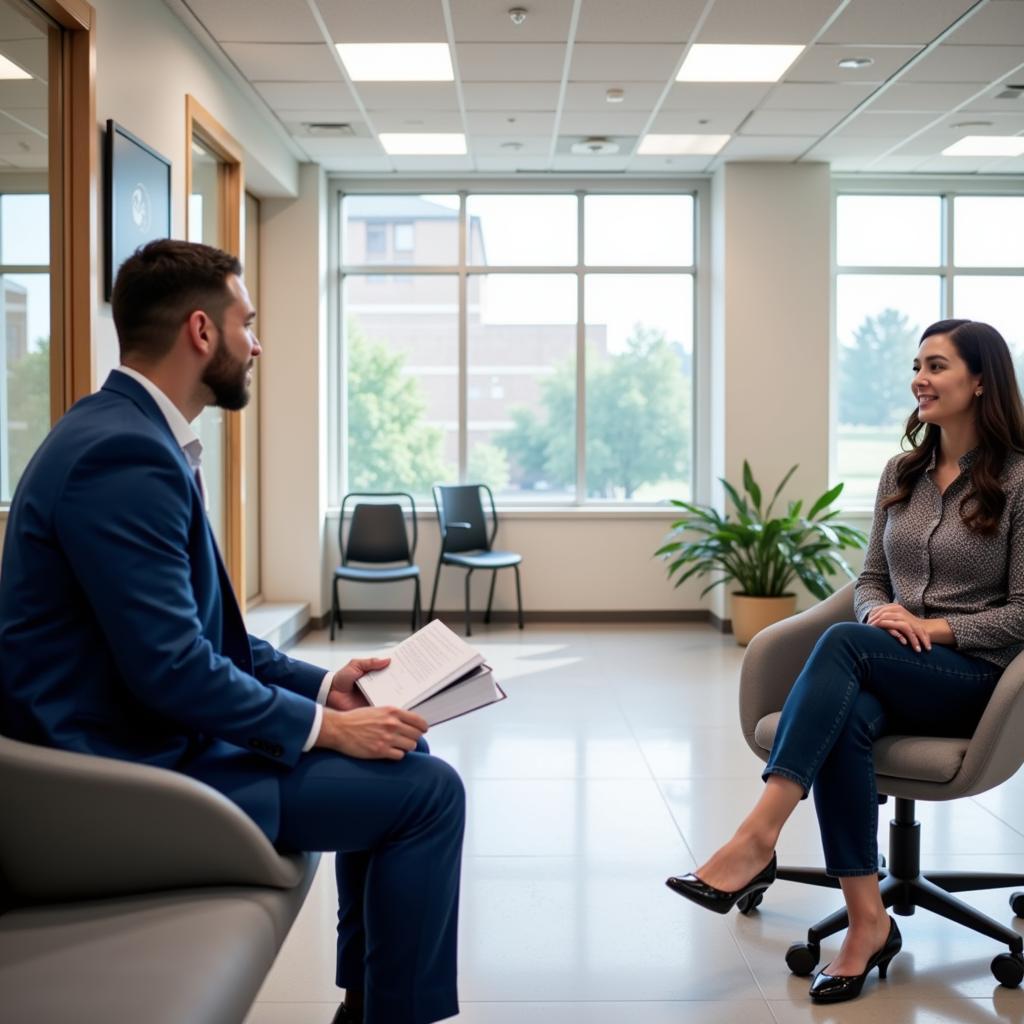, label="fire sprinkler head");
[509,7,527,26]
